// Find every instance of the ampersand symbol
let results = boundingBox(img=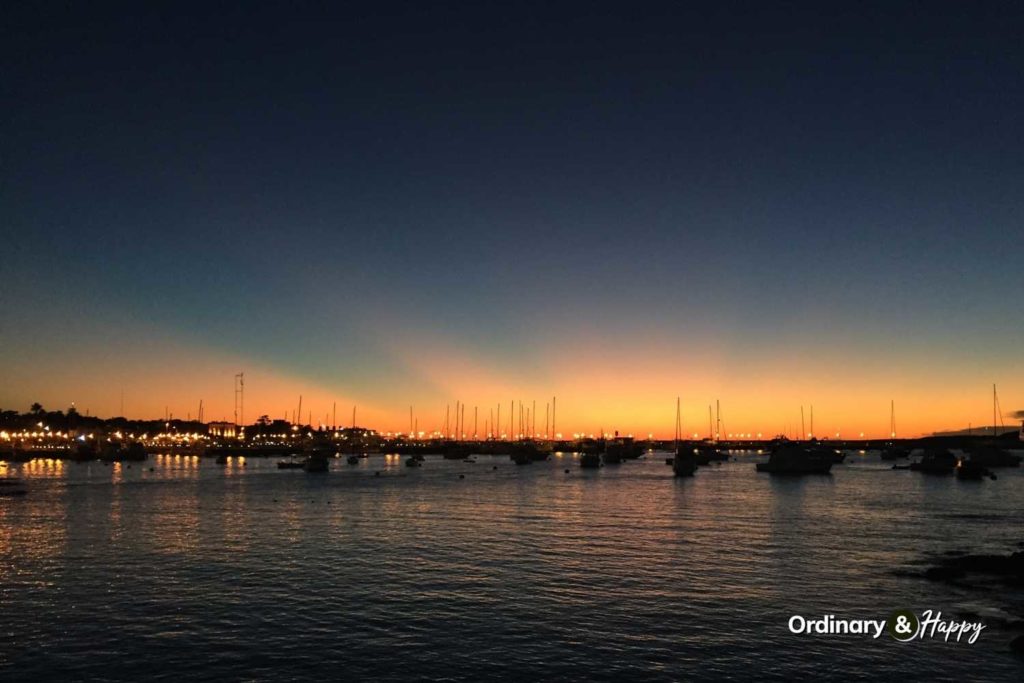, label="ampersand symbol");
[894,615,912,635]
